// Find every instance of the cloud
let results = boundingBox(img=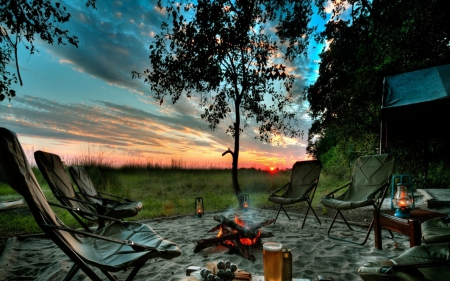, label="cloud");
[1,0,318,169]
